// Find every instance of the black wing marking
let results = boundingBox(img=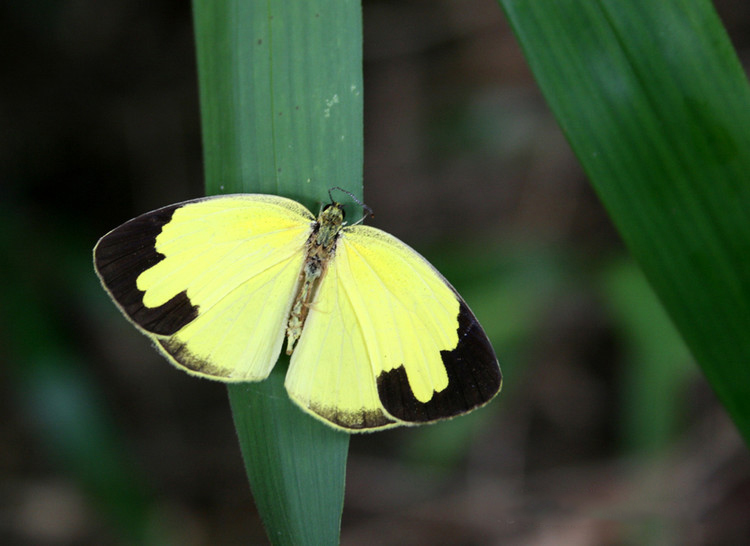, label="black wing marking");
[376,300,501,423]
[94,204,199,335]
